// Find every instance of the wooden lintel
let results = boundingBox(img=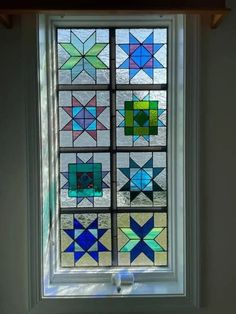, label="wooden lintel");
[0,14,12,28]
[0,7,231,30]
